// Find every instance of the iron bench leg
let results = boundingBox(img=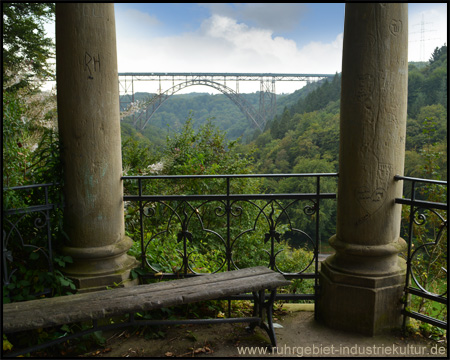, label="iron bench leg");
[246,289,278,350]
